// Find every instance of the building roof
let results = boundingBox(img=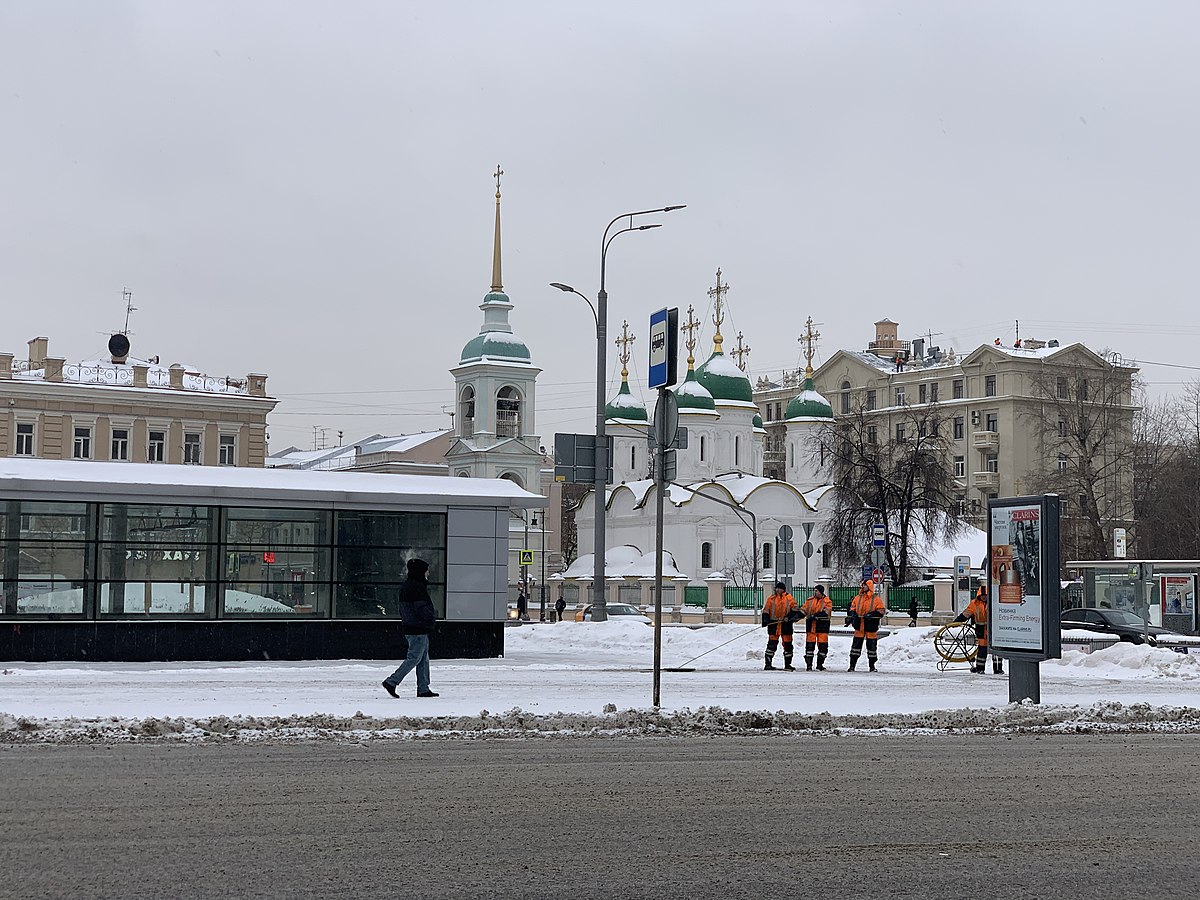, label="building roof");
[0,458,545,509]
[785,376,834,421]
[267,430,451,471]
[673,369,717,411]
[605,380,648,422]
[694,351,754,402]
[11,354,264,397]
